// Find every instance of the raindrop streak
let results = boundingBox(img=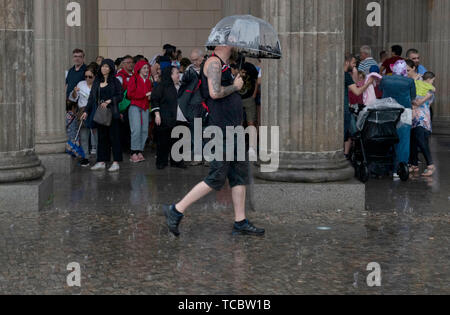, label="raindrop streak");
[317,227,332,231]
